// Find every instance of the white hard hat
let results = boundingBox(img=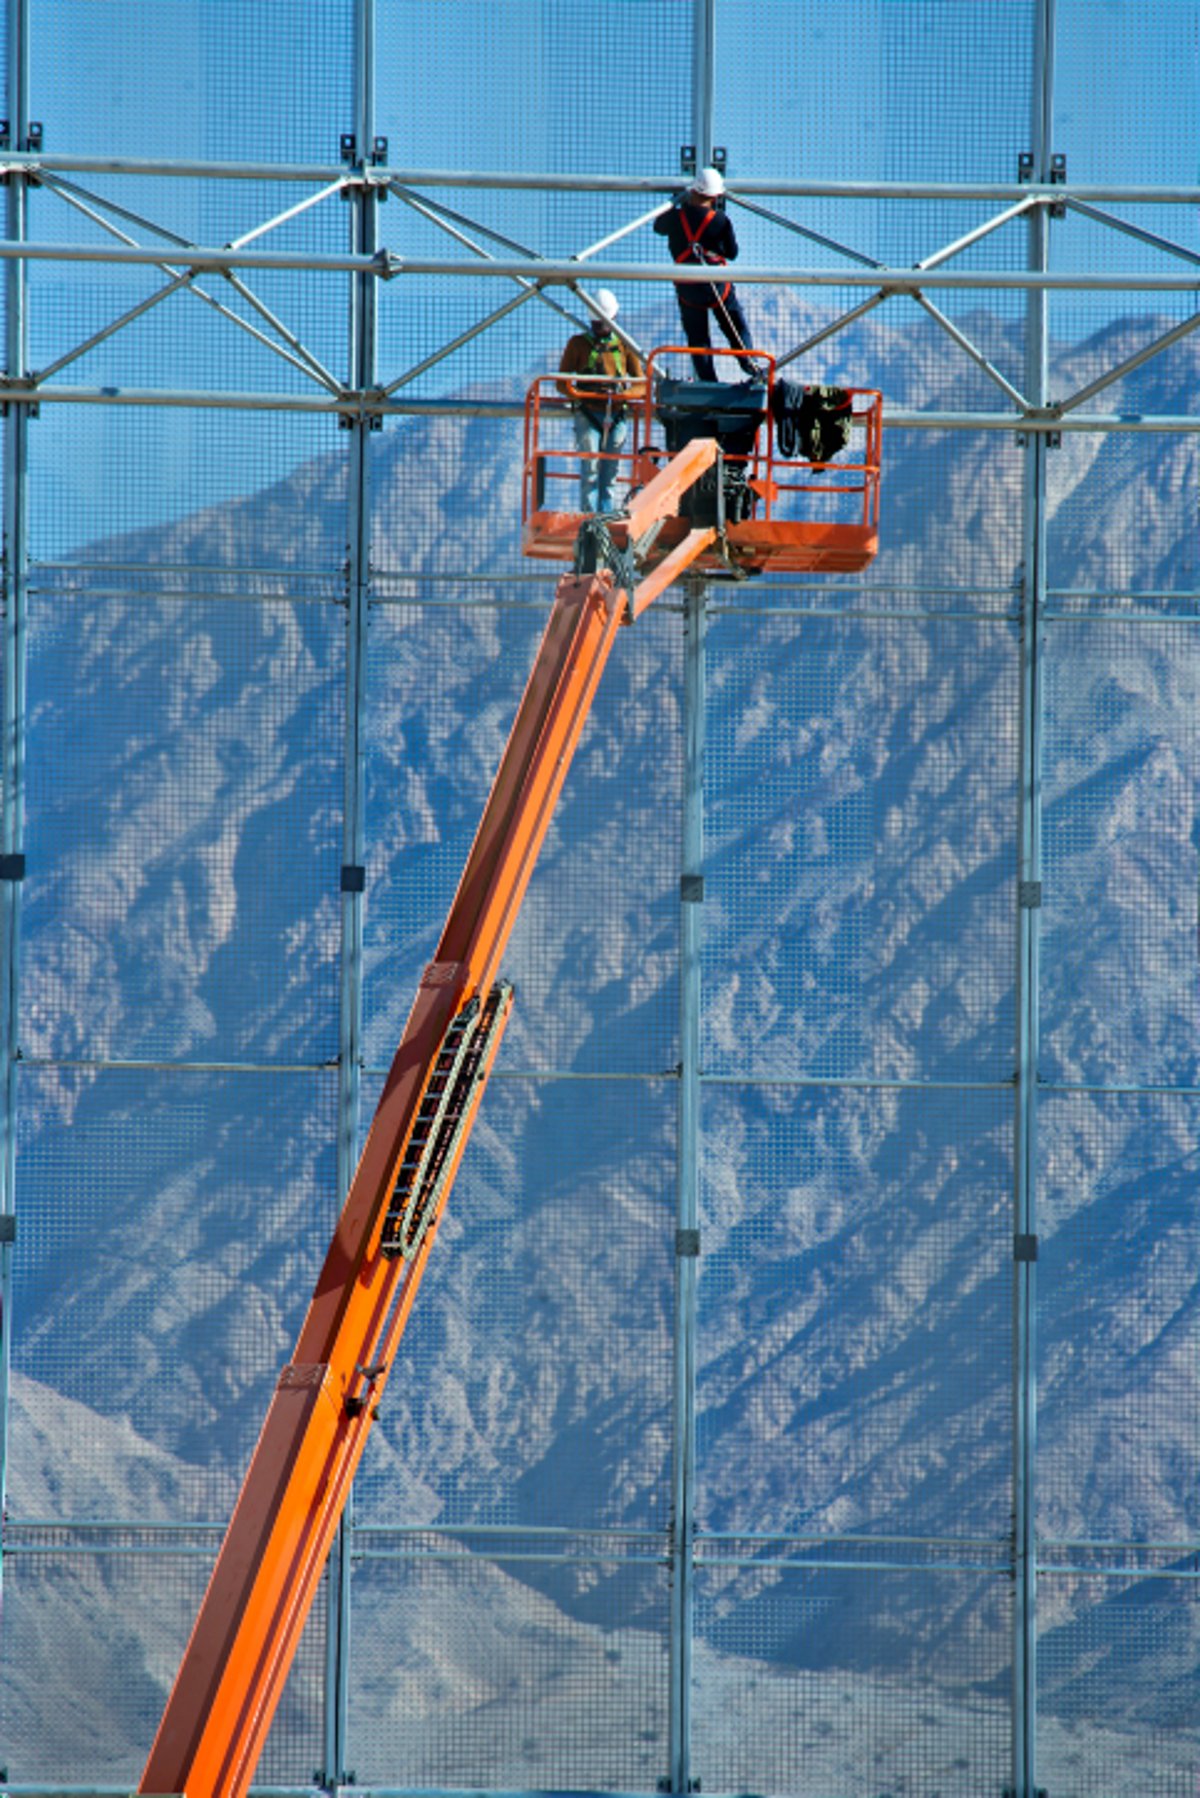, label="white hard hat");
[692,165,725,198]
[593,288,619,320]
